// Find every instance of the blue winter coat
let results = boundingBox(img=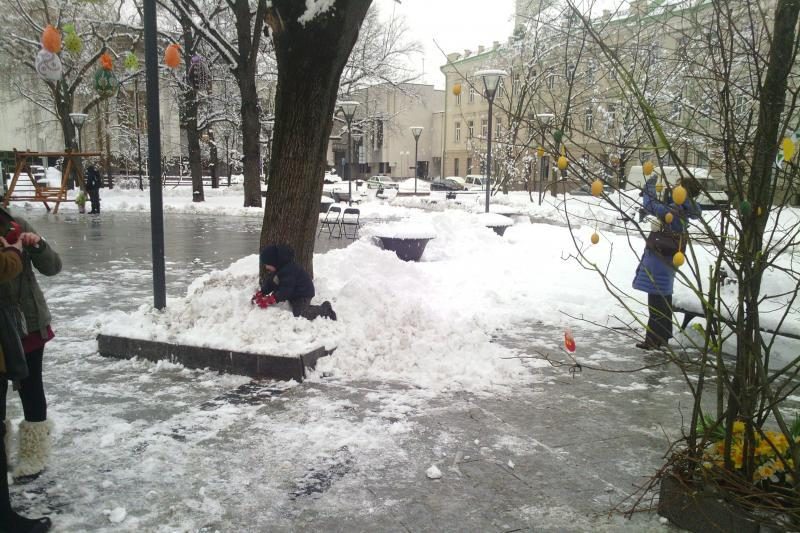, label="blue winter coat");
[259,244,315,302]
[632,177,700,295]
